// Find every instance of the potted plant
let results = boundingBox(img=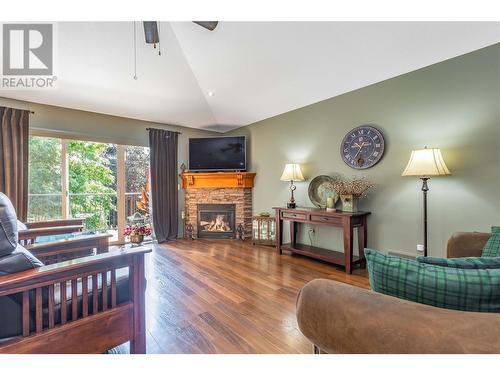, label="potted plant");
[333,177,375,212]
[124,224,152,244]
